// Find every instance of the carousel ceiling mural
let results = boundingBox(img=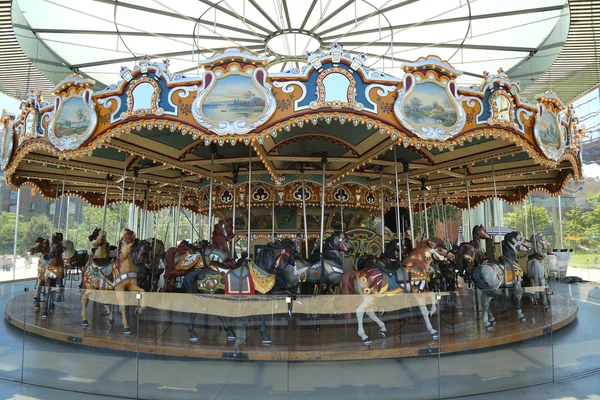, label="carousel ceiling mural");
[0,44,584,214]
